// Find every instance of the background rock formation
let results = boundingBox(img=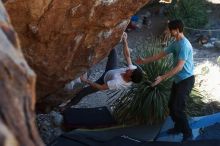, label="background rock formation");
[0,1,44,146]
[5,0,151,101]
